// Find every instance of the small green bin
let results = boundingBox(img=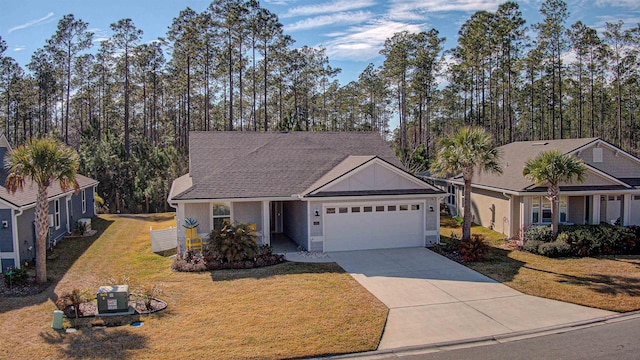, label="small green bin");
[51,310,64,329]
